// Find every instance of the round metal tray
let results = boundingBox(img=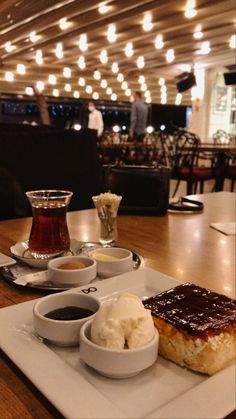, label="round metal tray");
[0,243,142,292]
